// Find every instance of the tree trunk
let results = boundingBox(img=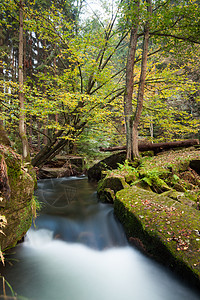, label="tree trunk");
[19,0,30,161]
[132,0,152,158]
[99,139,199,153]
[37,121,41,151]
[32,120,87,168]
[124,3,139,160]
[31,129,64,167]
[43,40,48,146]
[0,28,4,126]
[29,117,33,149]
